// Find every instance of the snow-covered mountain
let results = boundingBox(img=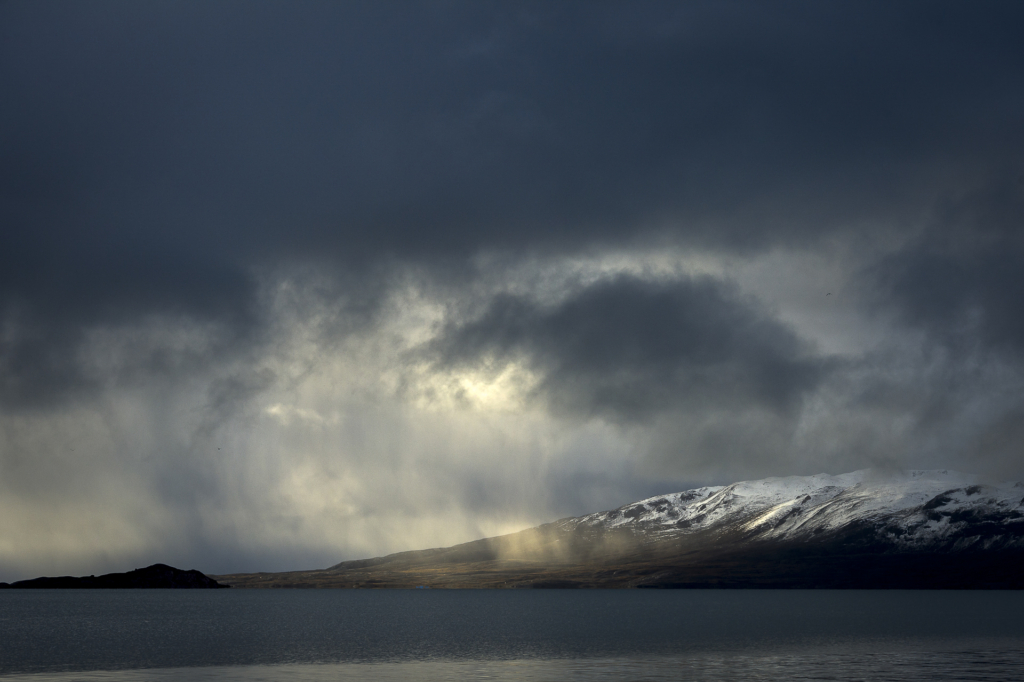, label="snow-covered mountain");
[219,469,1024,588]
[558,469,1024,553]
